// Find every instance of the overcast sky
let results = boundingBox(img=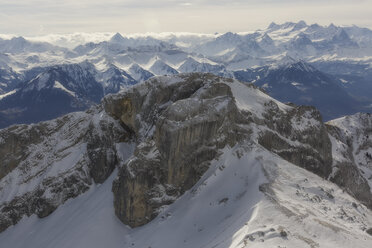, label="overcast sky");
[0,0,372,35]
